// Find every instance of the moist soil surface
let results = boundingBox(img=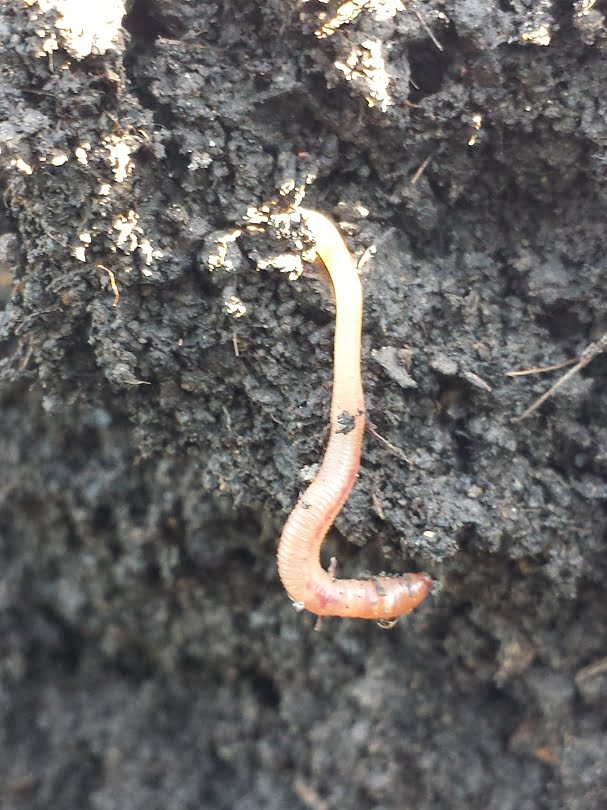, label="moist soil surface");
[1,2,607,809]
